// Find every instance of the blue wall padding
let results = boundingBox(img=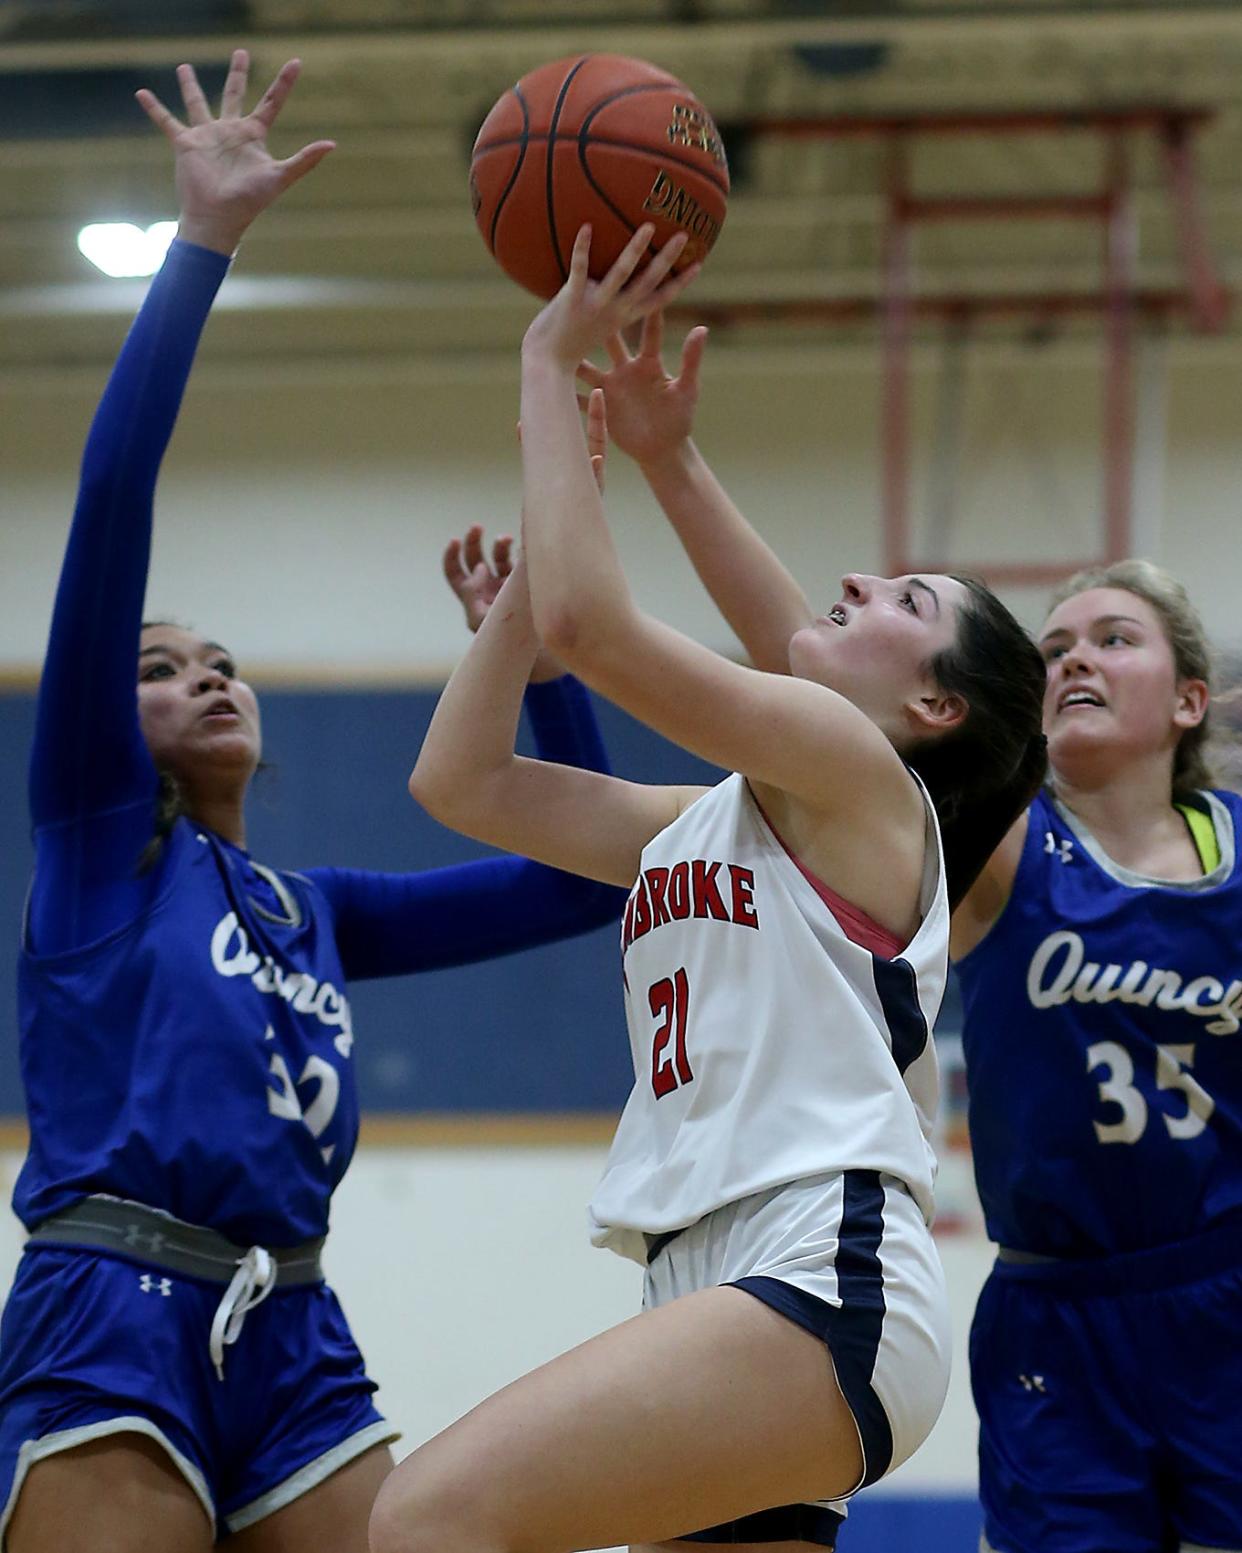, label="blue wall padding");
[844,1493,980,1547]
